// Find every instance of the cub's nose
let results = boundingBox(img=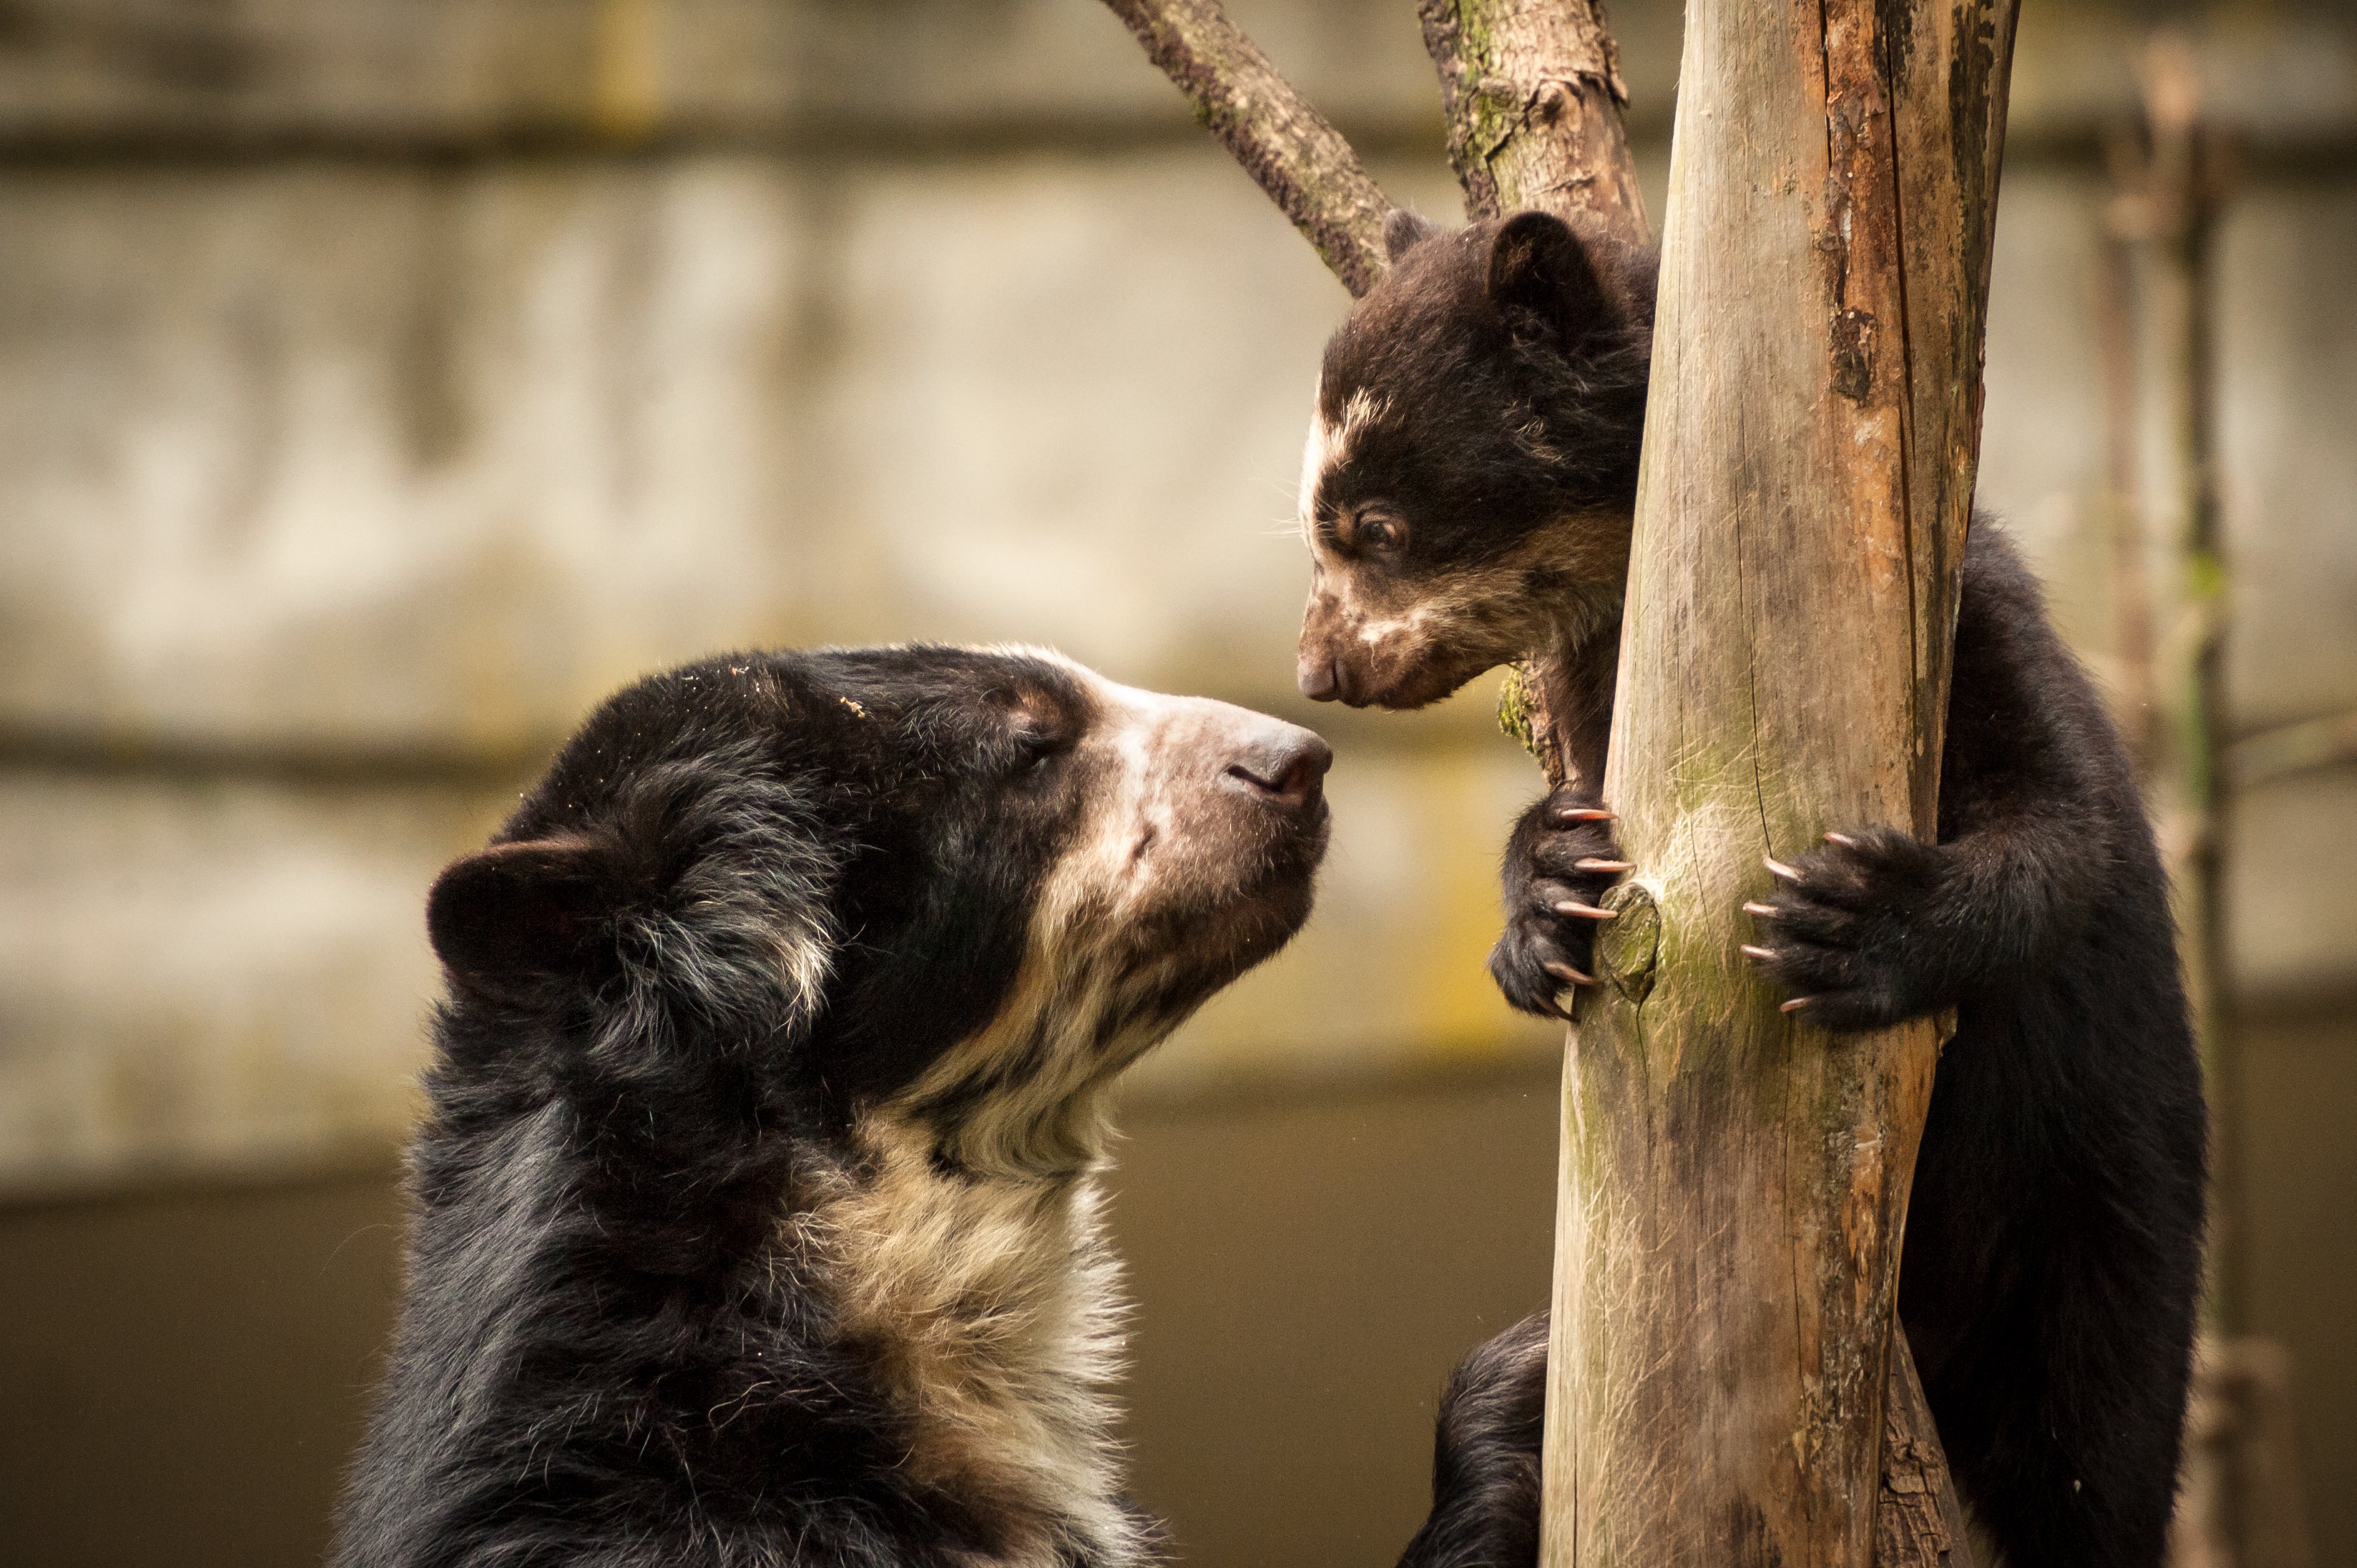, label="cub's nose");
[1297,651,1339,702]
[1224,724,1334,810]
